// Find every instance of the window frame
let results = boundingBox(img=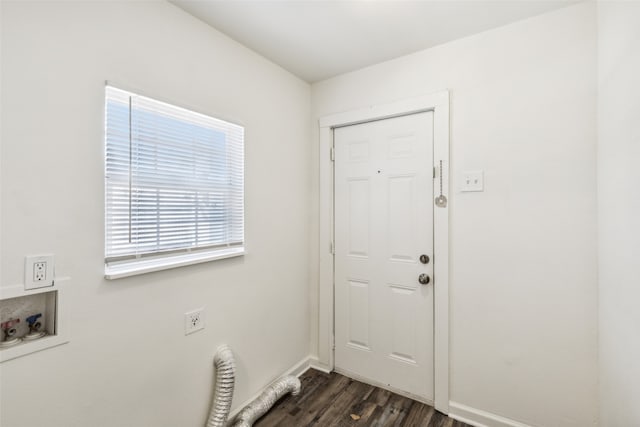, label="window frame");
[103,83,245,279]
